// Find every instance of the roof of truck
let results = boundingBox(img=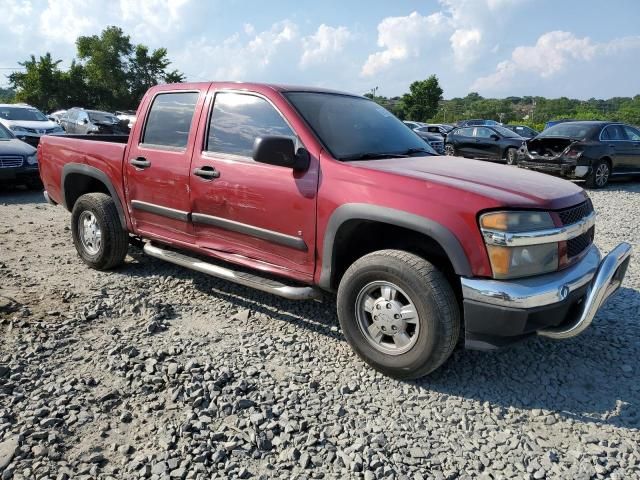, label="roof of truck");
[152,81,361,98]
